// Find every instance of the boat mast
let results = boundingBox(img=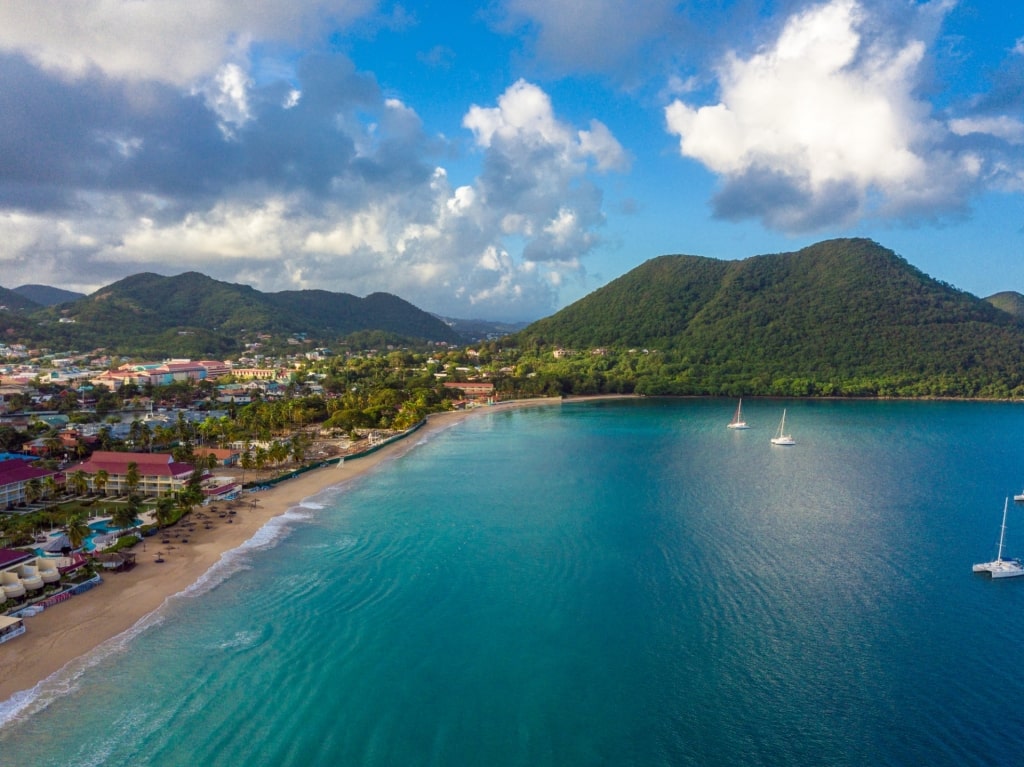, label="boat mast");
[998,497,1009,562]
